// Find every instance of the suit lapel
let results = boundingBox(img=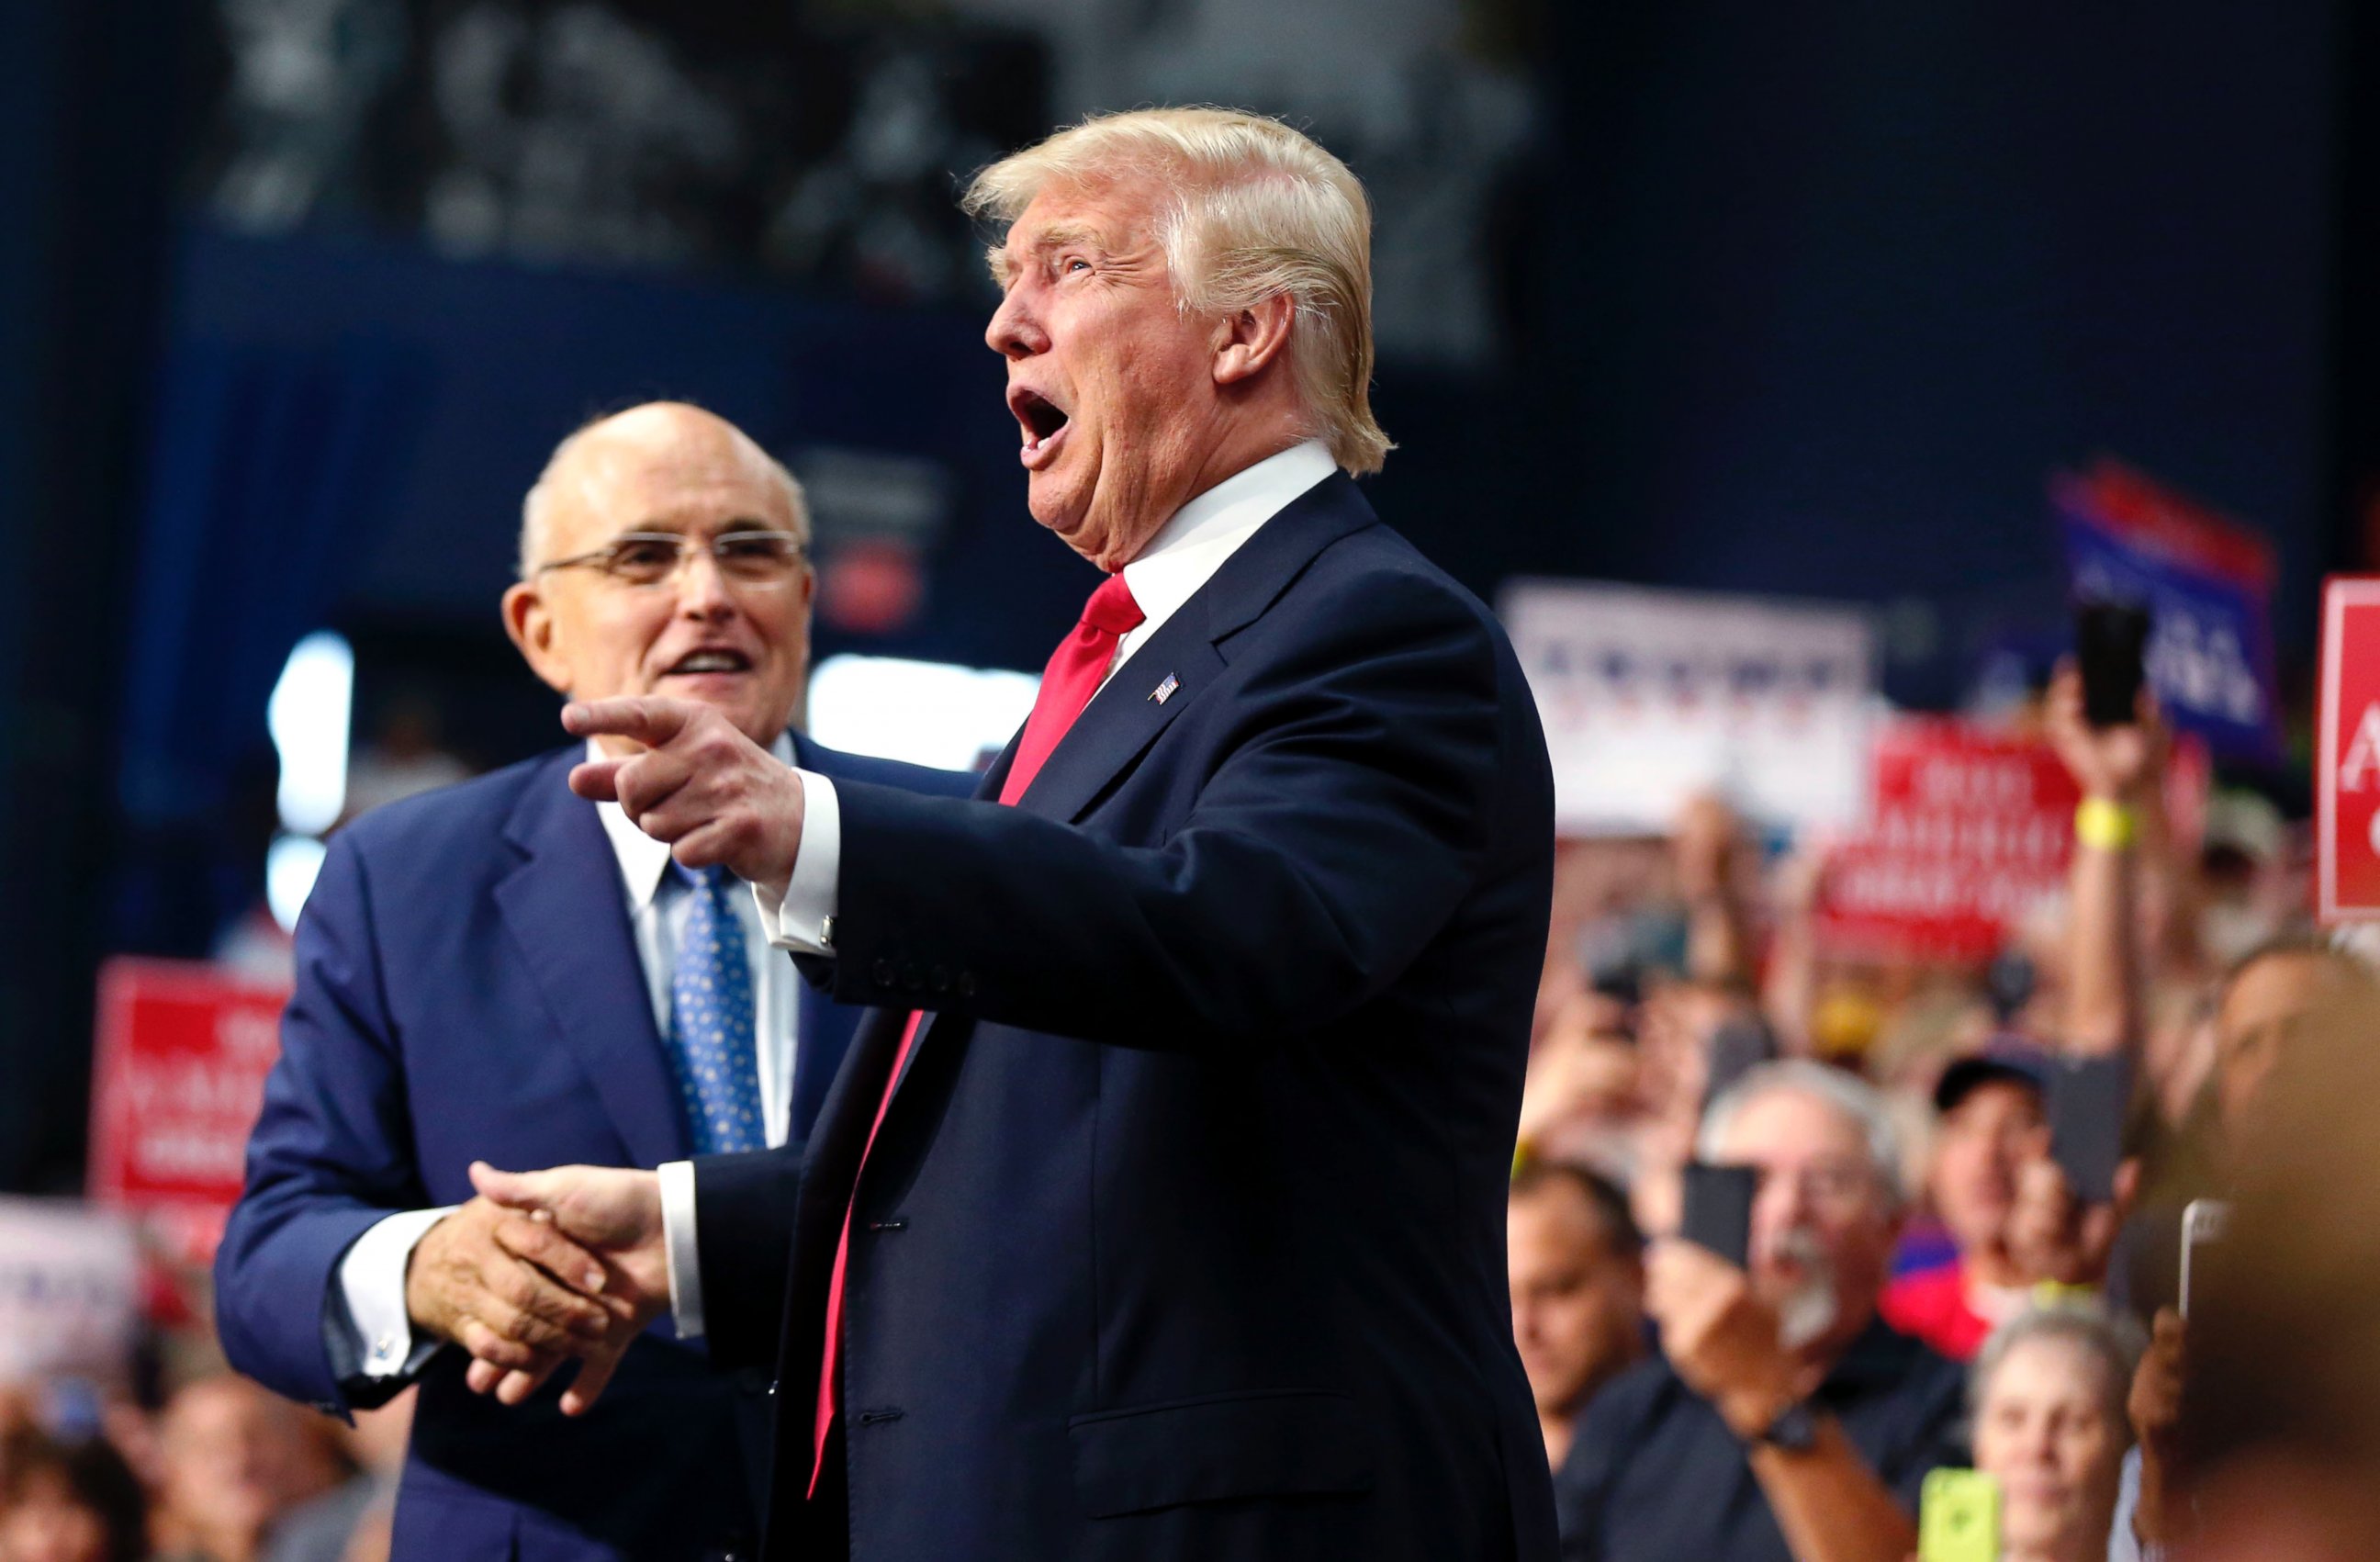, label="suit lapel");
[493,750,691,1169]
[871,477,1380,1125]
[1012,472,1378,823]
